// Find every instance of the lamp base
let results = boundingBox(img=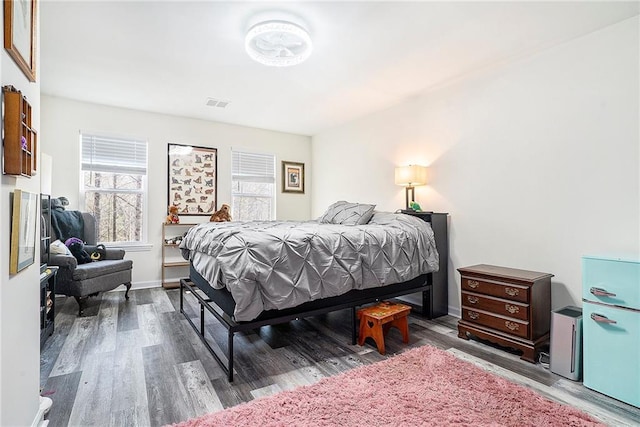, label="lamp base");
[405,186,415,210]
